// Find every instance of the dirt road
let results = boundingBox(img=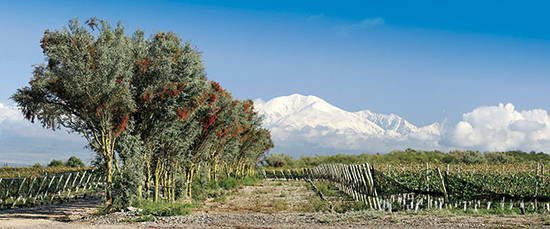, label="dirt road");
[0,180,549,228]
